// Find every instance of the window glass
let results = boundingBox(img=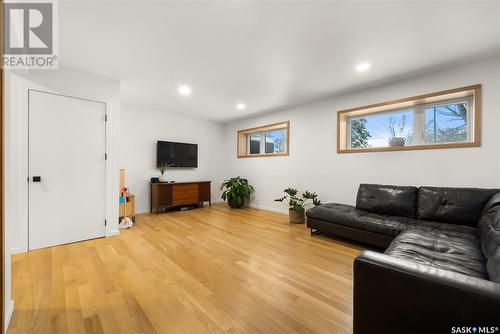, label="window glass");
[350,110,413,148]
[265,129,287,154]
[424,101,468,144]
[249,134,261,154]
[237,121,290,158]
[338,86,479,153]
